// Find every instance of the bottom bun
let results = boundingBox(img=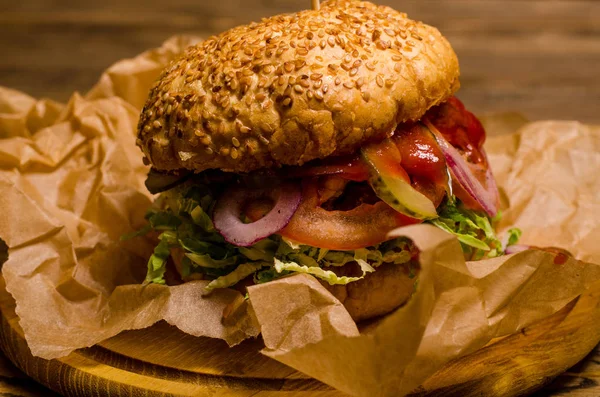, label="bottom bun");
[322,262,418,323]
